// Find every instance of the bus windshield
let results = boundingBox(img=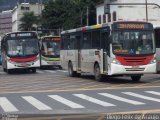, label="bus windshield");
[7,39,39,57]
[41,40,60,57]
[112,31,155,55]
